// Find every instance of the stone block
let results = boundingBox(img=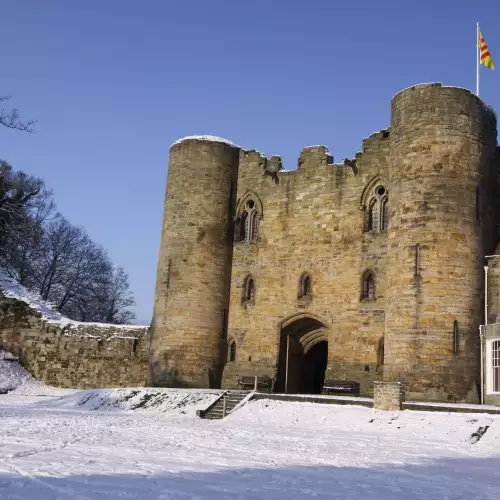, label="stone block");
[373,381,405,411]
